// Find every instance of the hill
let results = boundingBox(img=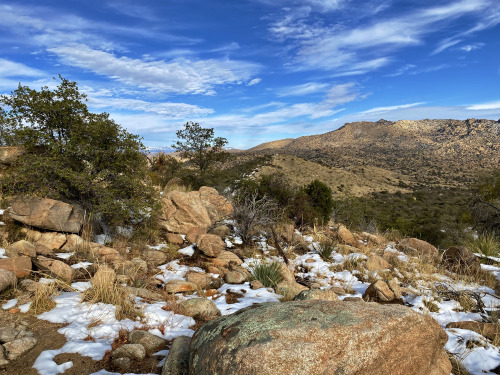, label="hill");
[250,119,500,186]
